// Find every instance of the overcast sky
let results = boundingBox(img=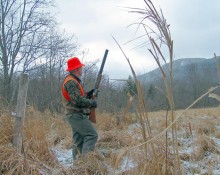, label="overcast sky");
[55,0,220,79]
